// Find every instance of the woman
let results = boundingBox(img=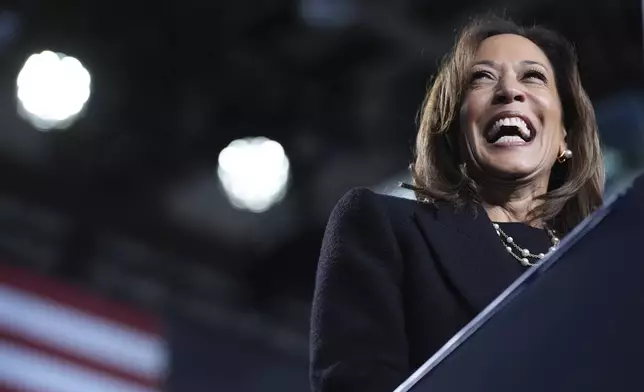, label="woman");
[309,16,604,392]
